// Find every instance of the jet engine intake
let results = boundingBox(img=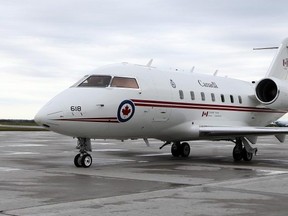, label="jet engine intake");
[255,78,288,109]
